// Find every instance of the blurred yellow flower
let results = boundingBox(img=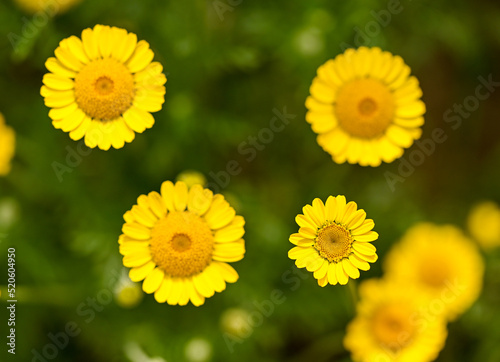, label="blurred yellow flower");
[467,201,500,250]
[288,196,378,286]
[306,47,425,166]
[114,275,144,309]
[220,308,252,338]
[119,181,245,306]
[13,0,82,14]
[177,170,207,188]
[0,113,15,176]
[344,278,448,362]
[384,223,484,321]
[41,25,166,150]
